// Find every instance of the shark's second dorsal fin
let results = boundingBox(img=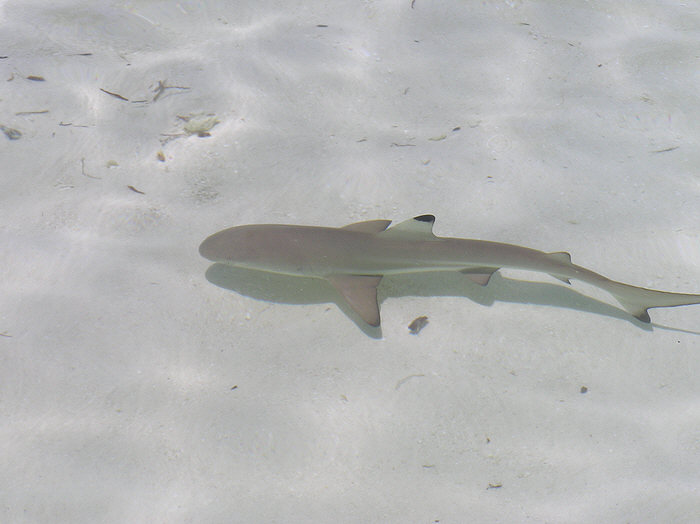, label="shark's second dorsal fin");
[546,251,572,264]
[341,219,392,233]
[545,251,573,284]
[381,214,437,239]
